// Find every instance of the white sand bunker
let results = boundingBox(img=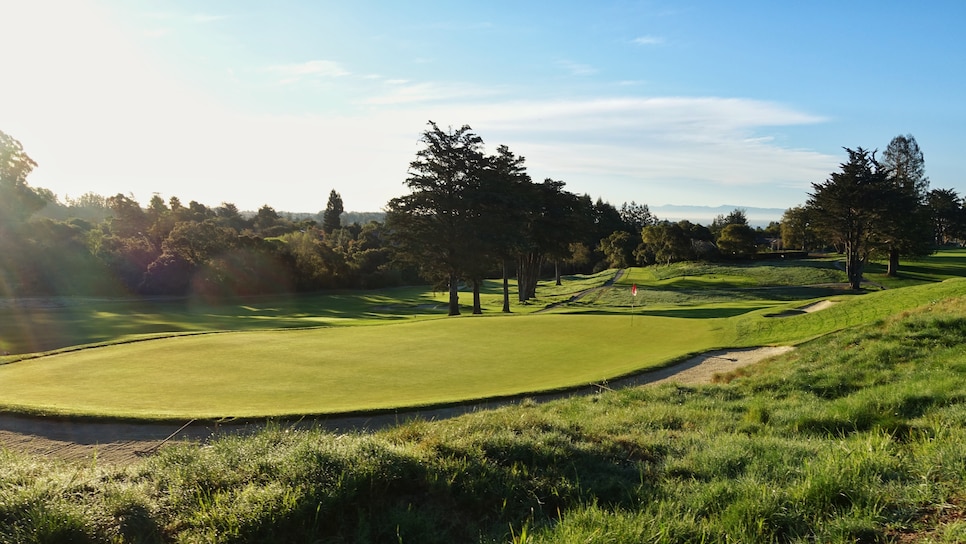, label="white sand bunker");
[765,299,836,318]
